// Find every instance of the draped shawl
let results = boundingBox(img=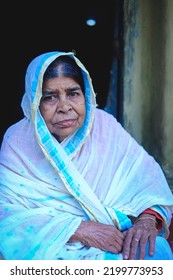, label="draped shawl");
[0,51,173,260]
